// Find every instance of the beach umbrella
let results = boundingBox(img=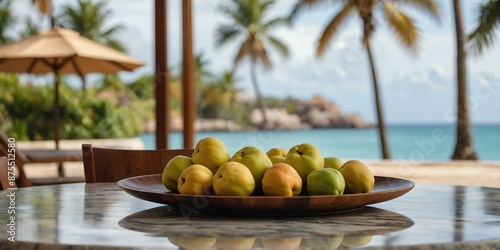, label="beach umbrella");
[0,27,144,149]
